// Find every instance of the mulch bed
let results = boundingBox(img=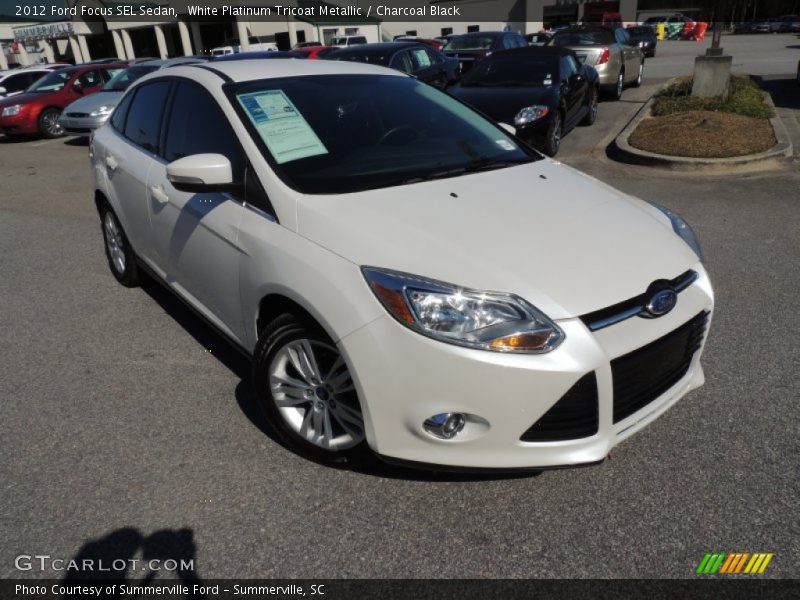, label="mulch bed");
[628,110,776,158]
